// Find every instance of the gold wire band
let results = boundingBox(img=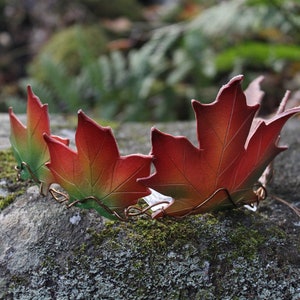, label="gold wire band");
[17,162,299,220]
[48,181,269,221]
[159,187,237,219]
[49,191,129,221]
[157,184,268,219]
